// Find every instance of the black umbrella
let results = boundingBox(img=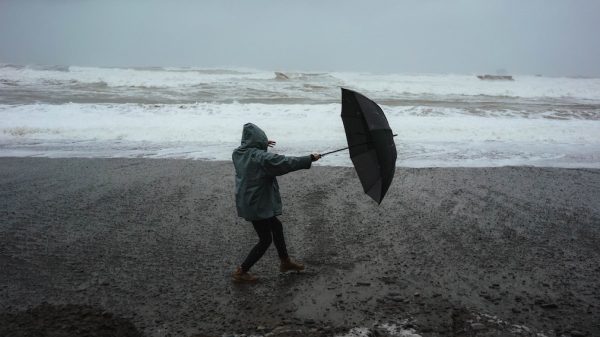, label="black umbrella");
[322,88,397,204]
